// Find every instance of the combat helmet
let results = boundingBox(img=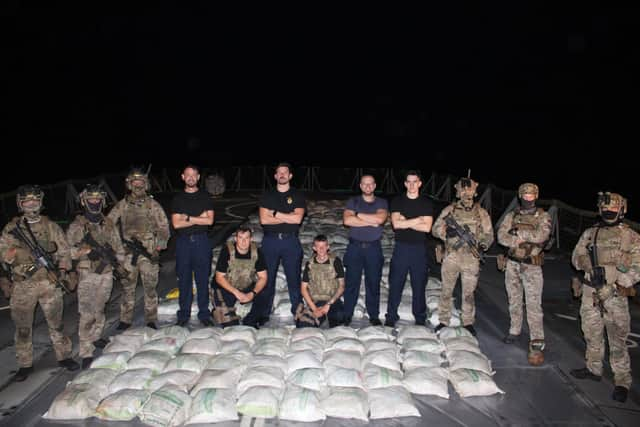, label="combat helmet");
[454,177,479,208]
[79,184,107,214]
[597,192,626,224]
[16,185,44,219]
